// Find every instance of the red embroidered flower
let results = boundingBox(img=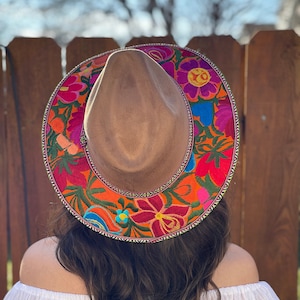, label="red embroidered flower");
[131,195,191,237]
[56,75,85,104]
[53,156,90,191]
[195,148,233,187]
